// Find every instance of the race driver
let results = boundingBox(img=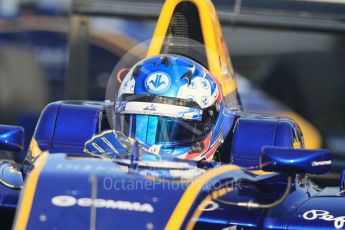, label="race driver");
[85,54,225,162]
